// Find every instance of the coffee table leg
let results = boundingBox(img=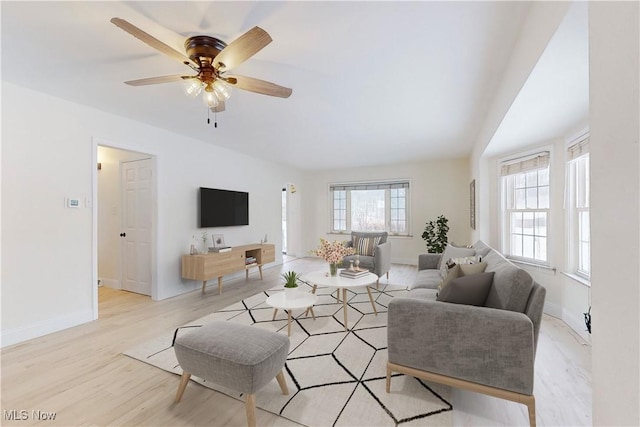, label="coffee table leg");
[304,284,319,317]
[366,286,378,315]
[342,288,348,331]
[287,310,292,336]
[309,306,316,320]
[272,308,278,321]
